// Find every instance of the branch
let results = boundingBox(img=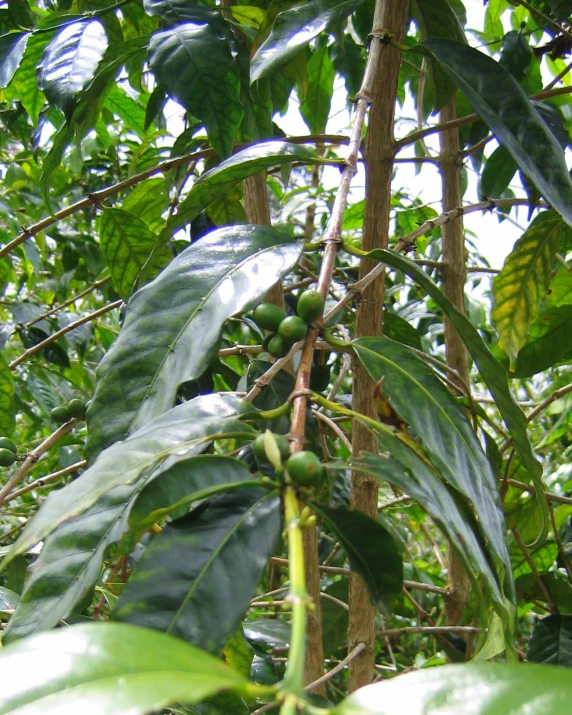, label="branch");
[377,625,480,637]
[2,460,85,505]
[0,420,81,505]
[304,643,366,692]
[24,277,111,328]
[10,300,122,369]
[0,135,348,260]
[395,85,572,150]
